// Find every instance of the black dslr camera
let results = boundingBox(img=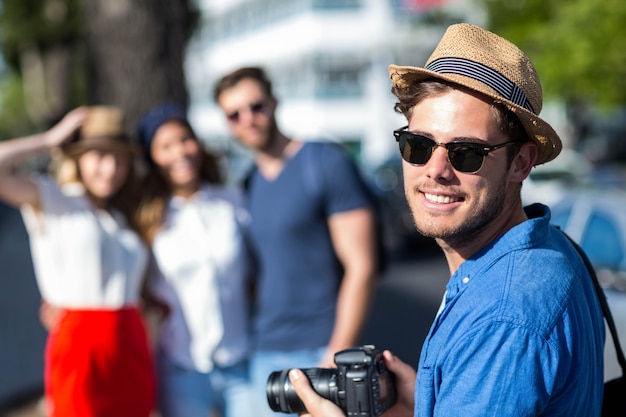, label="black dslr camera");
[266,345,396,416]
